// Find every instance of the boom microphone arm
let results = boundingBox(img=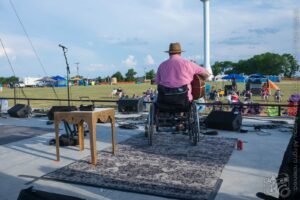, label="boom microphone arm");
[59,44,67,50]
[59,44,71,107]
